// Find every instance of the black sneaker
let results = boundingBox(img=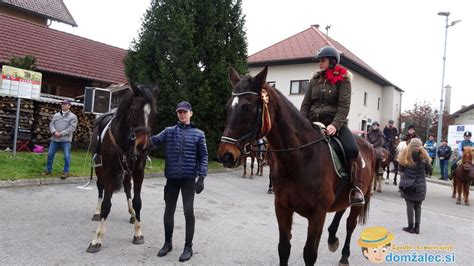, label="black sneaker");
[157,242,172,257]
[61,172,68,179]
[42,171,51,176]
[179,246,193,262]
